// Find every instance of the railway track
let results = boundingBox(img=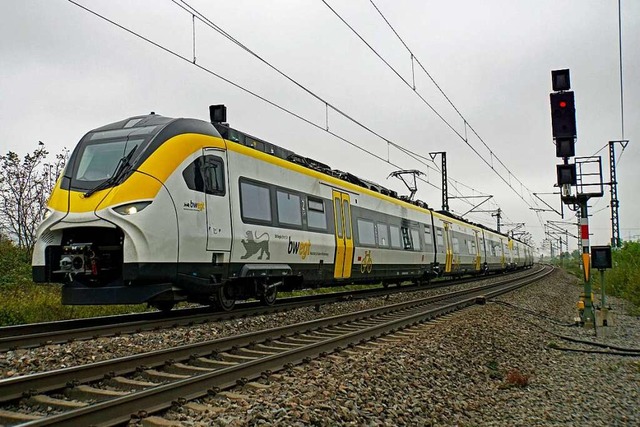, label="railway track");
[0,265,551,426]
[0,271,520,351]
